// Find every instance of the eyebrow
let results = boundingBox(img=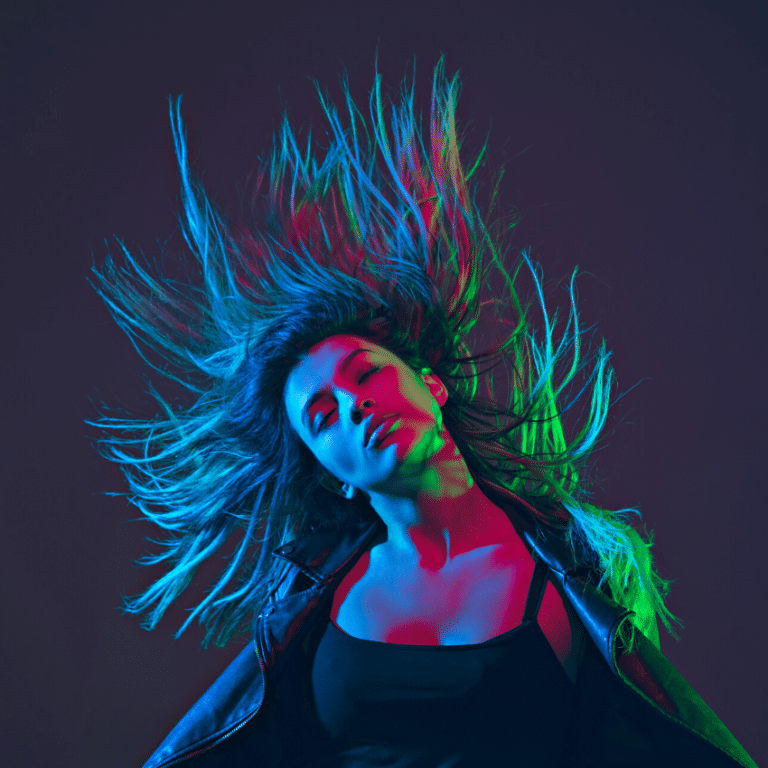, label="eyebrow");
[301,348,374,431]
